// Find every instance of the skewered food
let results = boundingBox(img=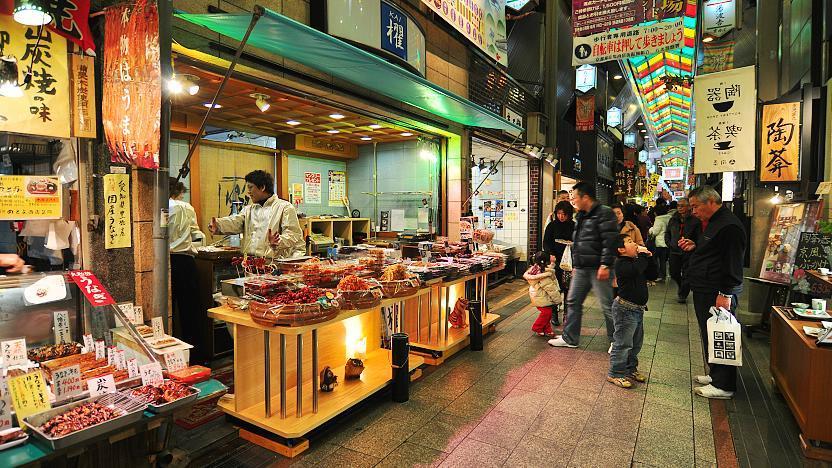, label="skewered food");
[39,402,118,437]
[130,380,193,405]
[27,343,81,363]
[380,264,409,281]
